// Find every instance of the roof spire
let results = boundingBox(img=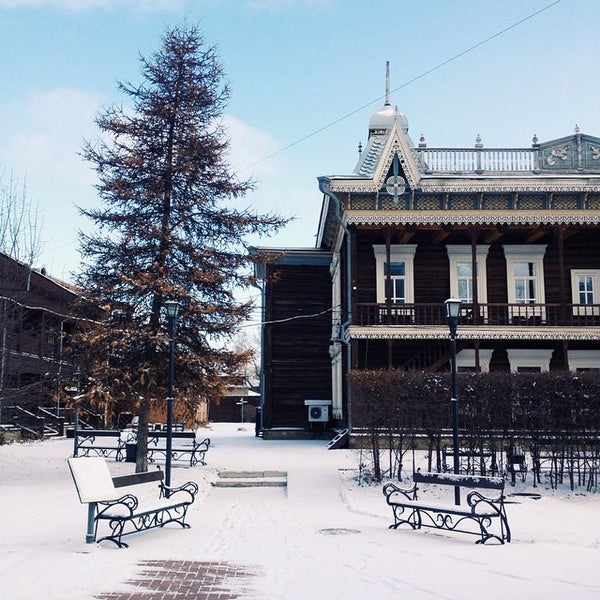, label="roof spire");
[385,61,391,106]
